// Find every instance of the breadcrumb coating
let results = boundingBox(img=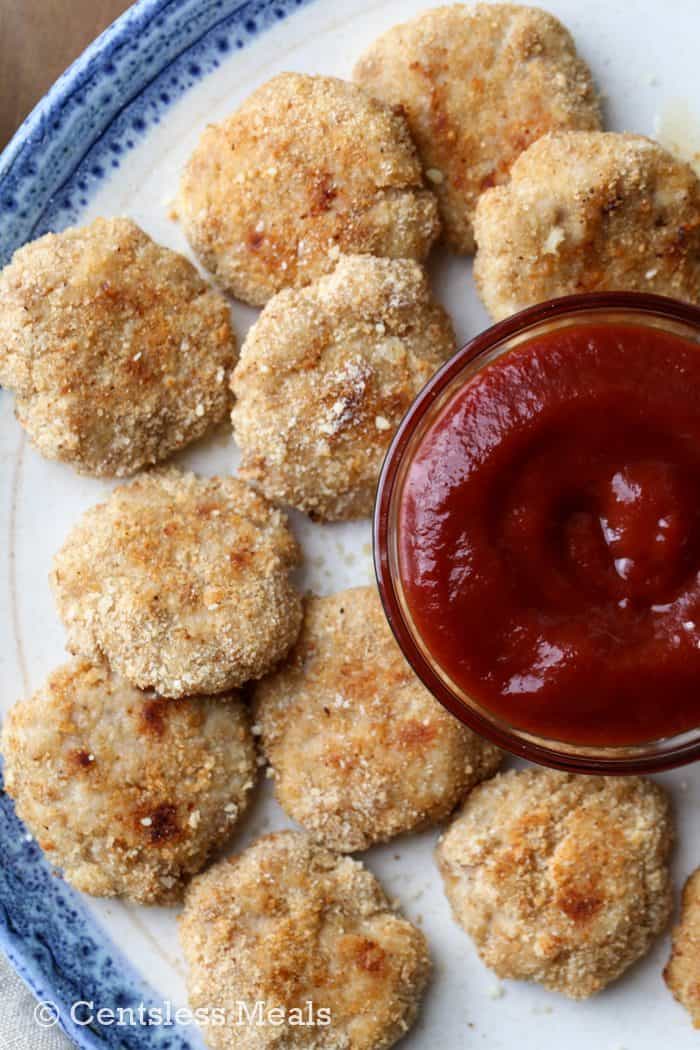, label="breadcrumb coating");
[354,3,600,254]
[231,255,455,521]
[664,867,700,1027]
[254,587,501,852]
[474,131,700,318]
[51,469,302,697]
[436,769,673,999]
[178,73,440,305]
[0,217,236,476]
[0,659,256,904]
[180,831,431,1049]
